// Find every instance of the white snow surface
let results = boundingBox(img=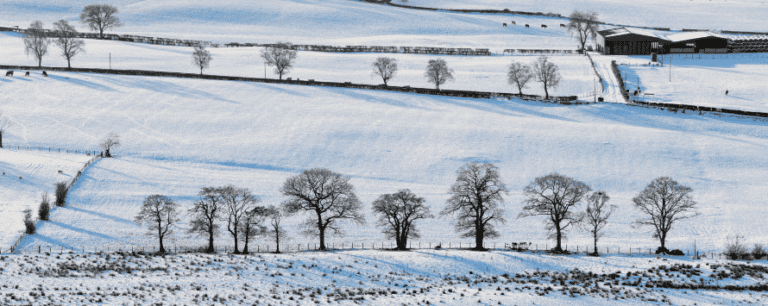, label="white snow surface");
[610,53,768,112]
[0,150,91,250]
[1,71,767,254]
[403,0,768,33]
